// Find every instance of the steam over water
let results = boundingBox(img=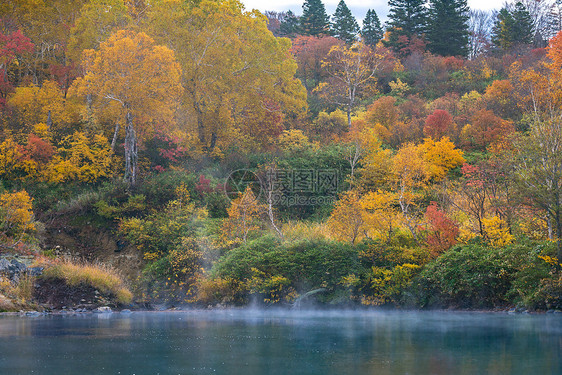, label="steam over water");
[0,309,560,374]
